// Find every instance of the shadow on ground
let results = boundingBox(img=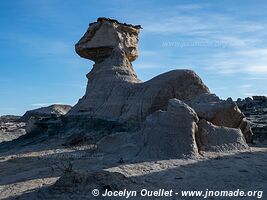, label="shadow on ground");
[1,146,266,200]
